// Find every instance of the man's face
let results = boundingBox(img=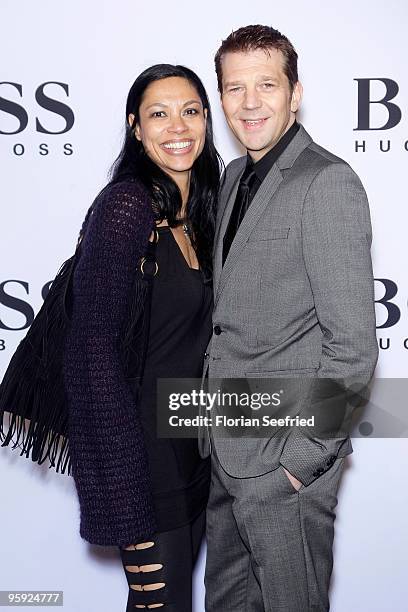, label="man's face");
[220,48,302,161]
